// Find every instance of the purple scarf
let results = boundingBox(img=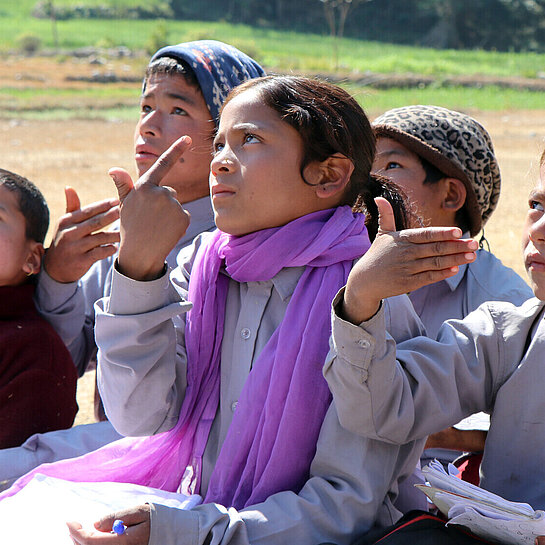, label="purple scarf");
[1,207,369,509]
